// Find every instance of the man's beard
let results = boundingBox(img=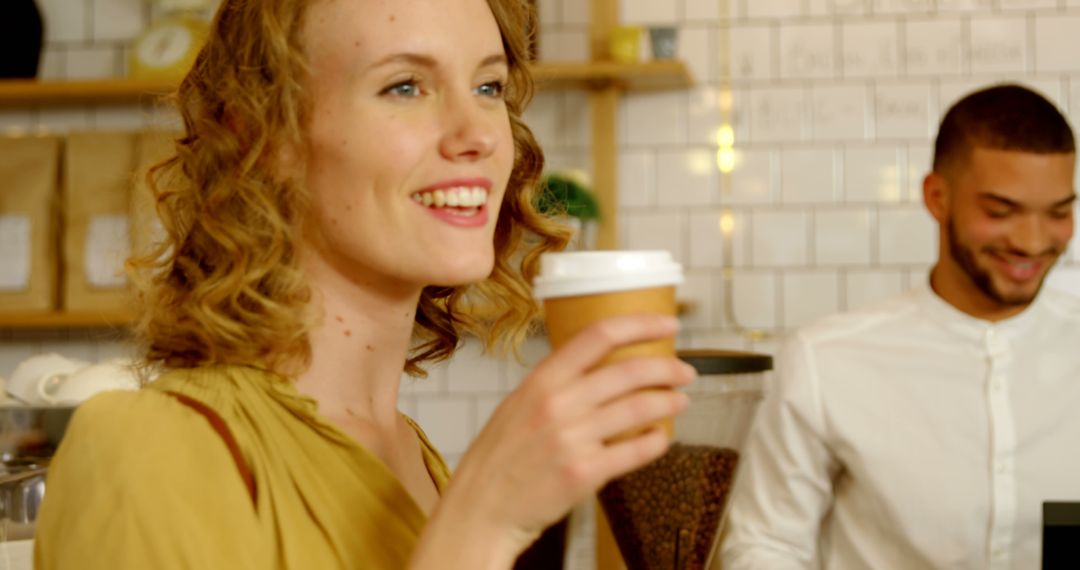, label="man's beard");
[946,219,1052,307]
